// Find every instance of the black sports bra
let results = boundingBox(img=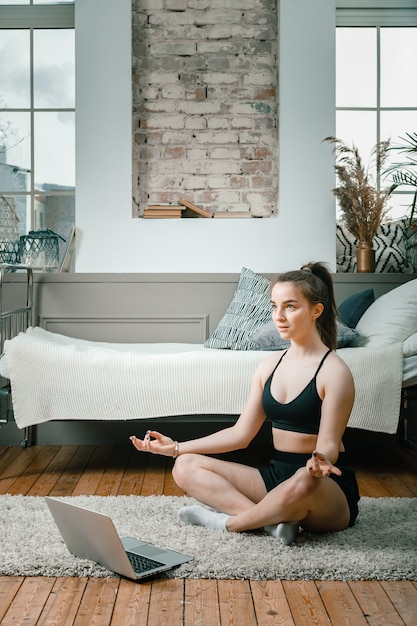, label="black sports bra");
[262,349,332,435]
